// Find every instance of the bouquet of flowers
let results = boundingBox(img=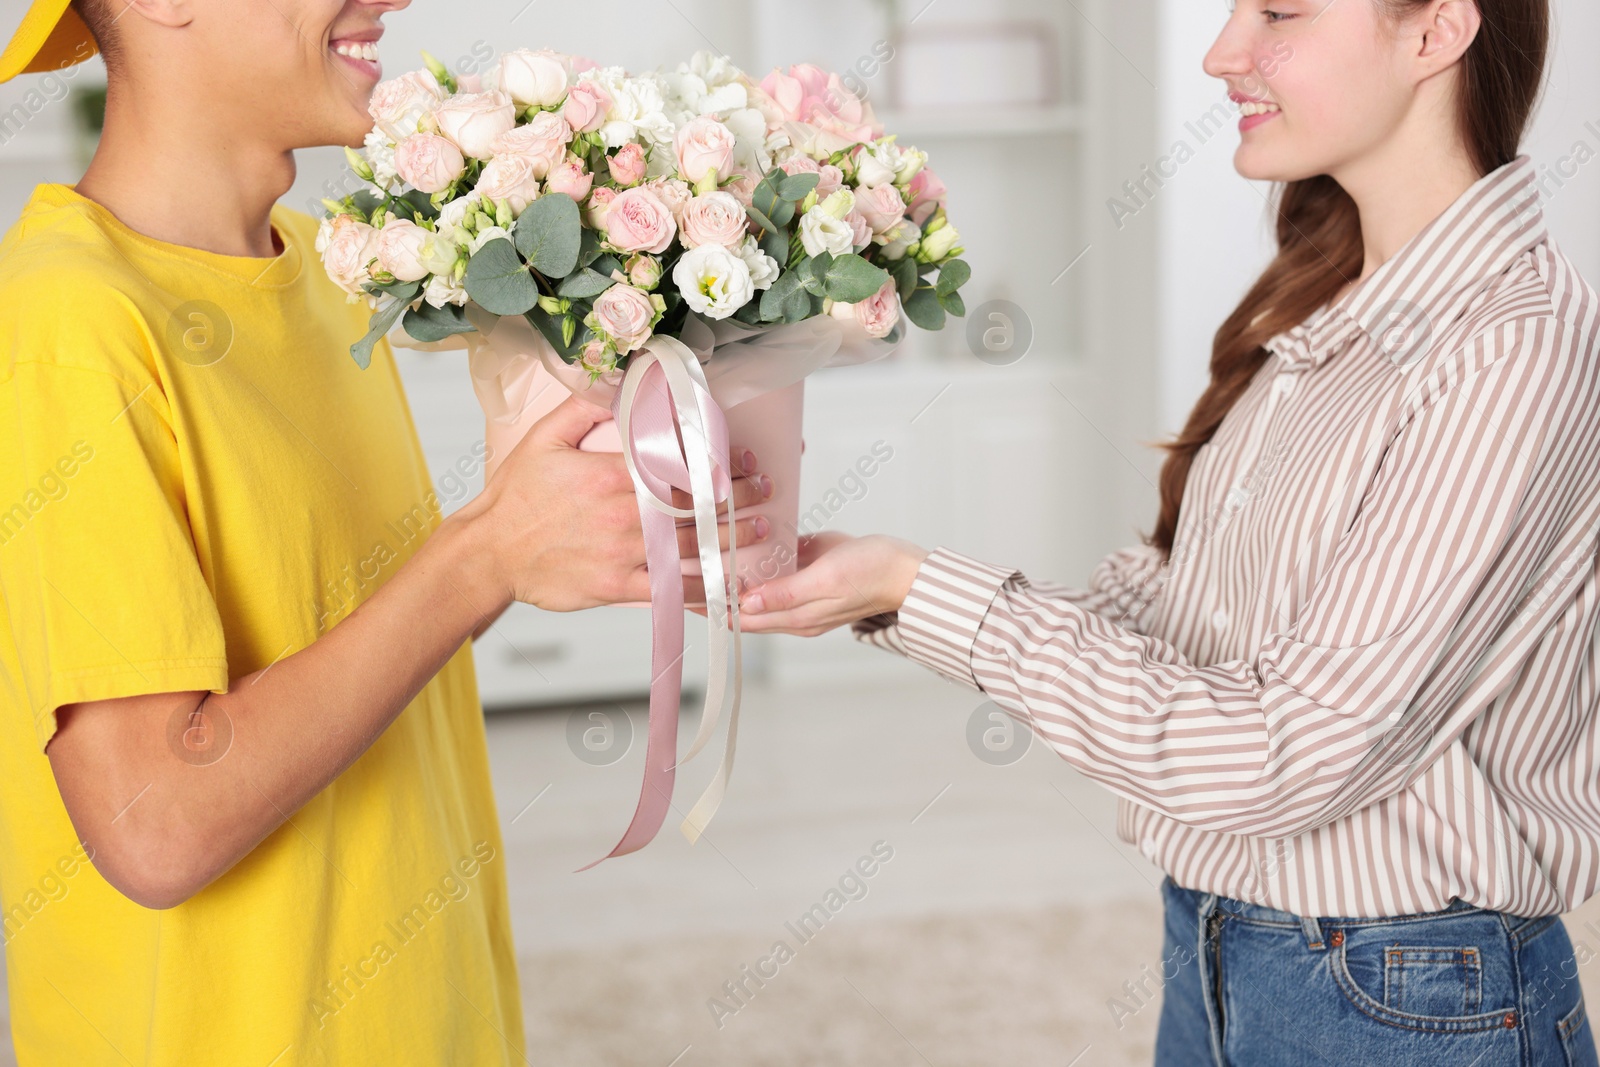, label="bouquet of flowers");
[320,48,969,867]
